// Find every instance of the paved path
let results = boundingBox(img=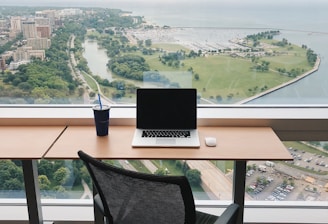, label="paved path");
[80,179,92,199]
[141,160,158,173]
[187,160,233,200]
